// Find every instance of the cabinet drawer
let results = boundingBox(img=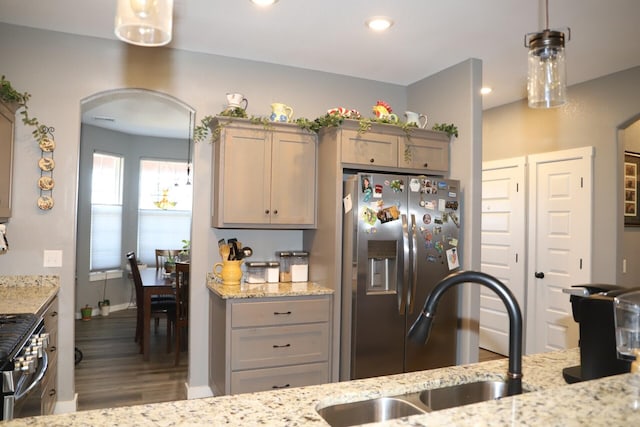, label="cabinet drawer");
[231,297,330,327]
[231,362,328,394]
[341,130,398,168]
[41,368,57,415]
[231,323,329,370]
